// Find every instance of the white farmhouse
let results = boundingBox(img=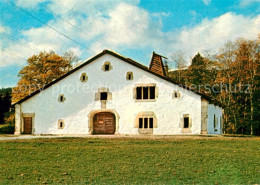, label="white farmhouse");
[14,50,223,135]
